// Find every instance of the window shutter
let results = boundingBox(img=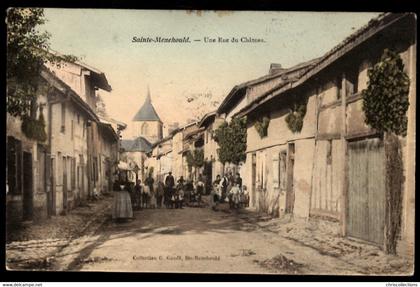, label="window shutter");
[7,136,16,194]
